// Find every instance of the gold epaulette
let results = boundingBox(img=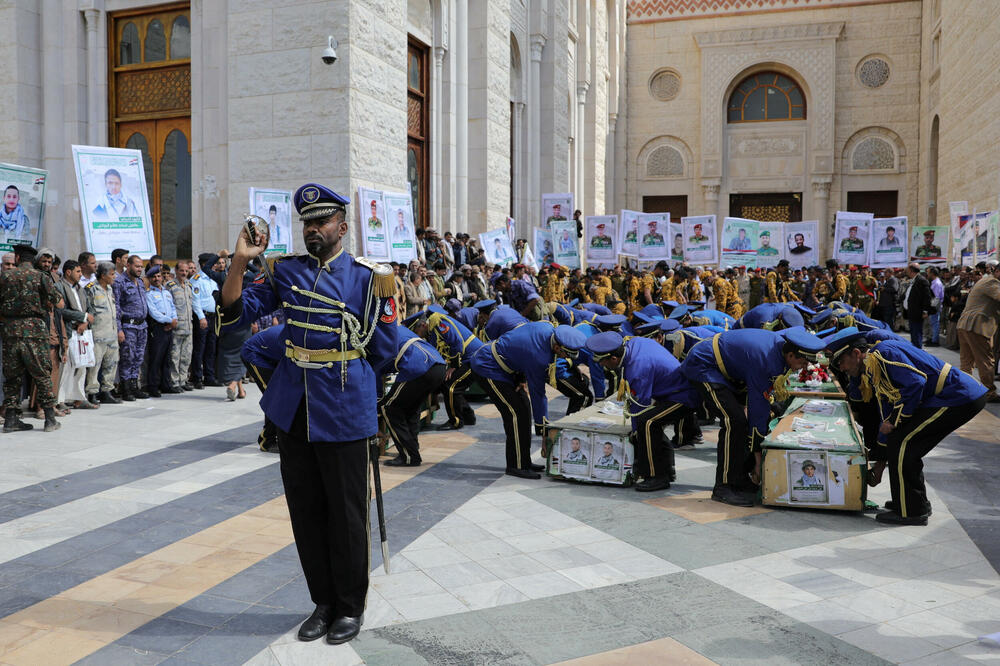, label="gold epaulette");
[355,256,397,298]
